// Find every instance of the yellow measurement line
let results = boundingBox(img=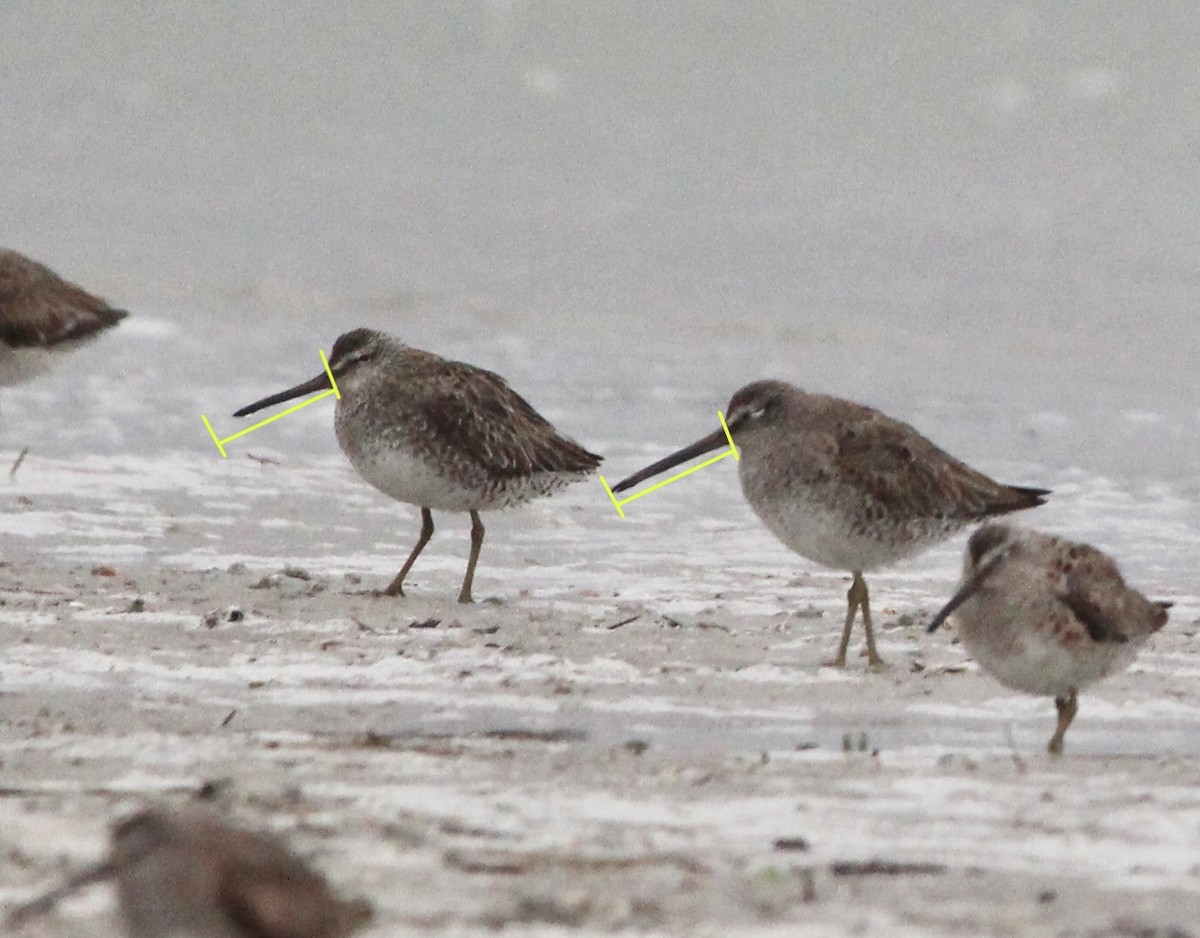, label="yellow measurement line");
[201,348,338,458]
[219,388,337,448]
[599,475,626,519]
[321,348,341,399]
[615,450,734,508]
[604,410,738,517]
[200,414,227,458]
[718,409,739,460]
